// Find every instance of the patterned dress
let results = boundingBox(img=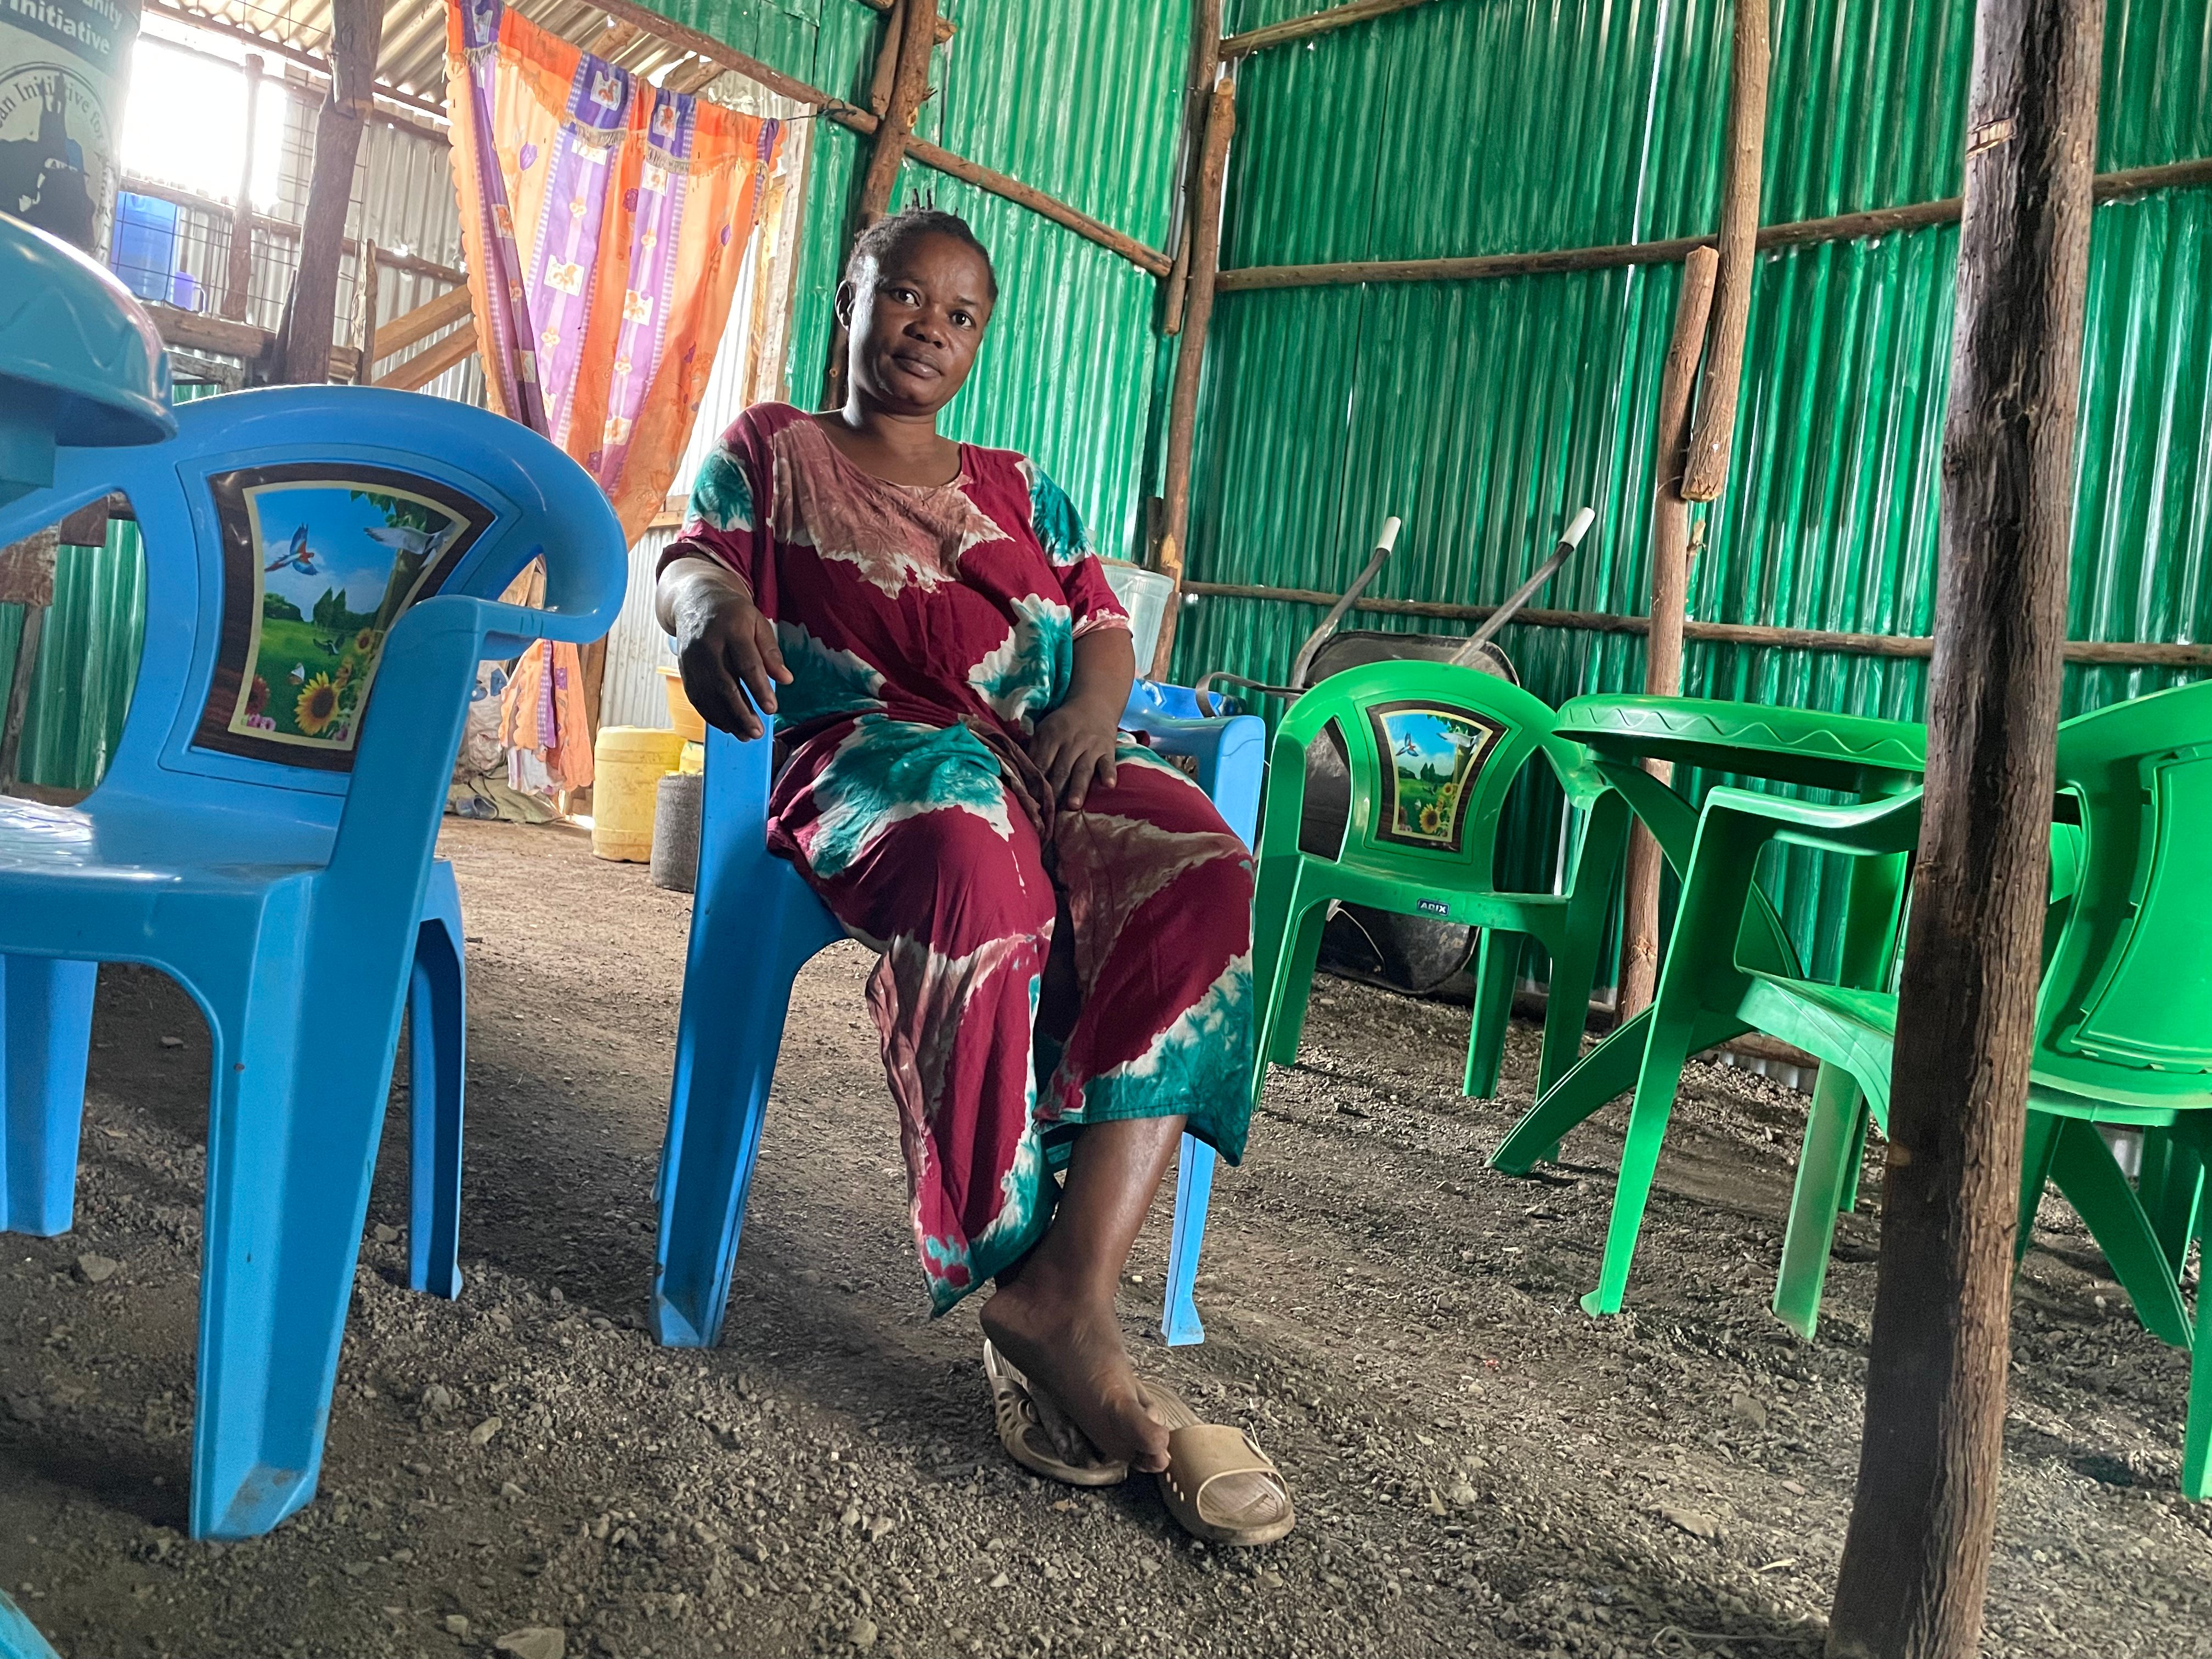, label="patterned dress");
[670,403,1254,1311]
